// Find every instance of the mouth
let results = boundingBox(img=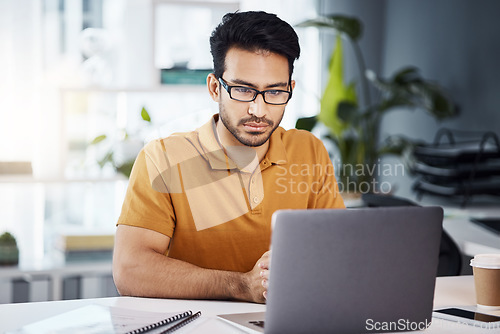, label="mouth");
[242,122,269,132]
